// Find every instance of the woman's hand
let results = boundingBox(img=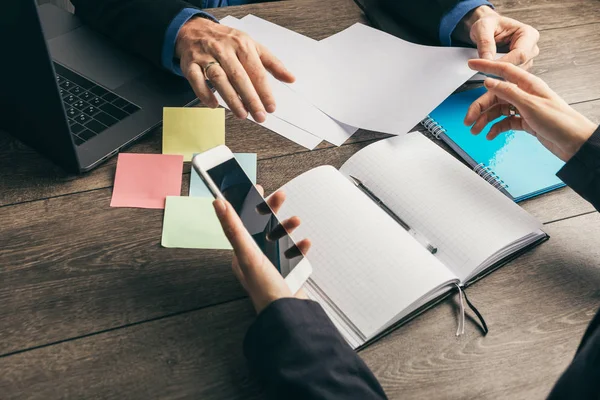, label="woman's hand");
[465,59,598,162]
[176,17,295,123]
[213,187,311,314]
